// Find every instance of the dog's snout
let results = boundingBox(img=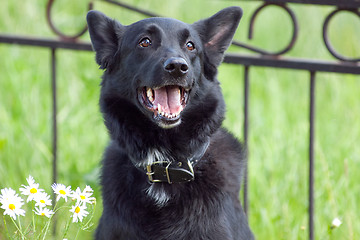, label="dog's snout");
[164,57,188,76]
